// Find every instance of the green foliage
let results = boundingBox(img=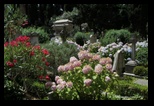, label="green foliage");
[56,7,79,21]
[133,66,148,76]
[136,47,148,67]
[87,42,101,53]
[4,36,51,99]
[4,75,25,100]
[74,31,89,46]
[100,29,131,46]
[41,41,79,77]
[30,81,48,98]
[21,26,50,43]
[4,4,27,41]
[71,25,80,38]
[113,79,148,100]
[47,51,119,100]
